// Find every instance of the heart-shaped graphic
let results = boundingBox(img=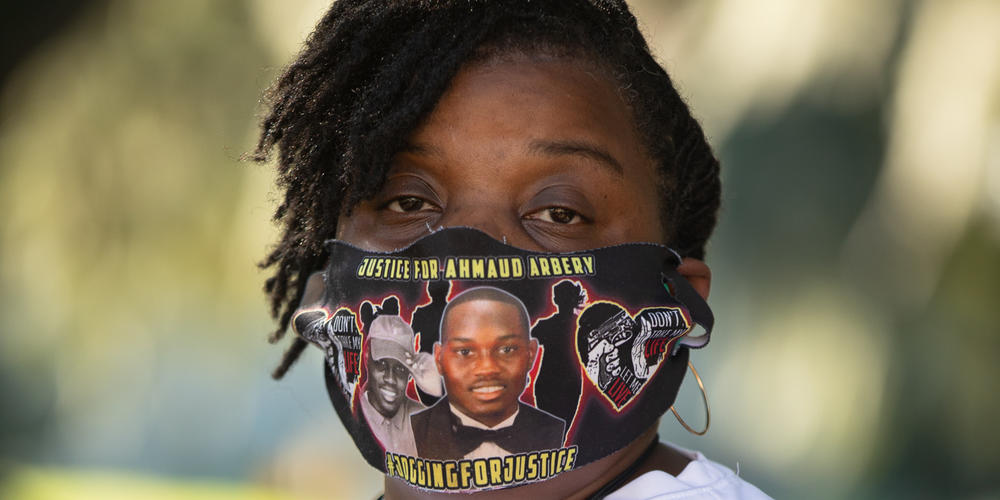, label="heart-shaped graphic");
[295,307,364,404]
[575,302,692,411]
